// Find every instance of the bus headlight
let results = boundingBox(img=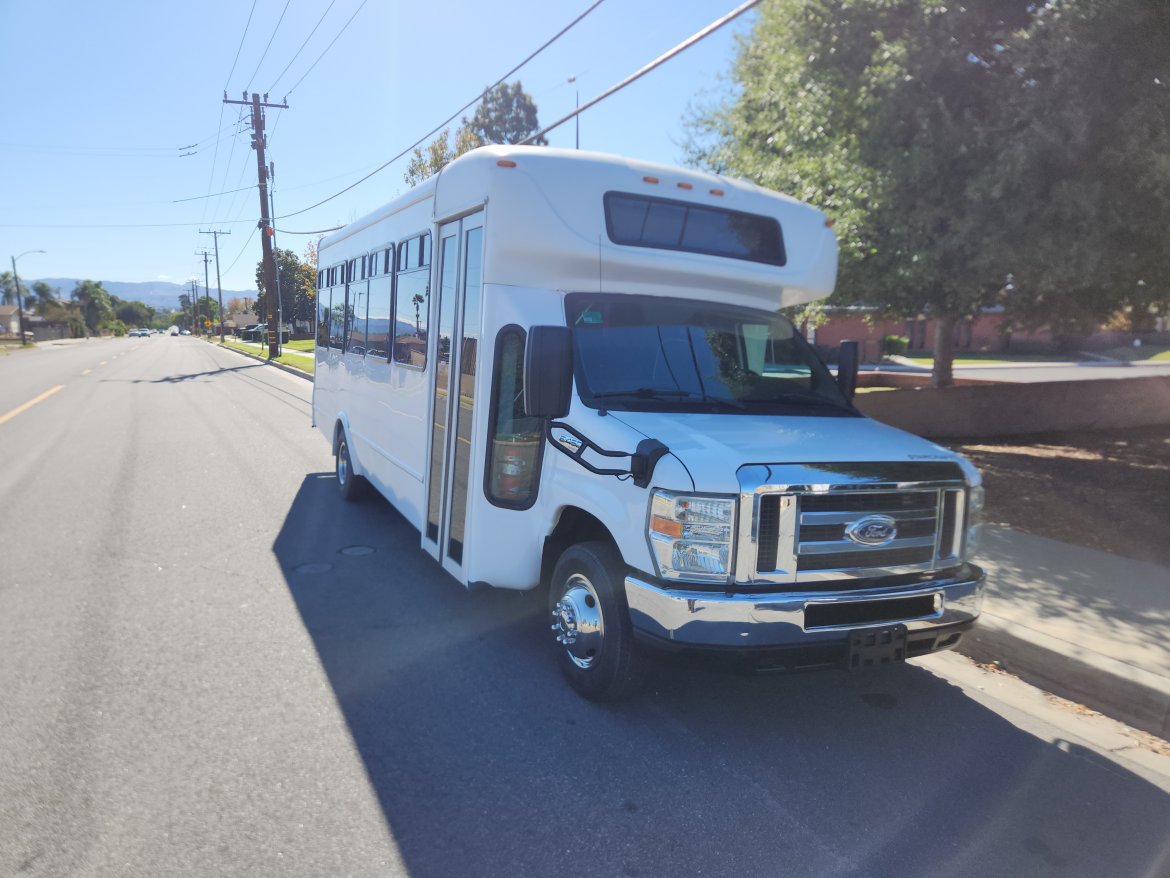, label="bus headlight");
[648,491,736,582]
[965,484,985,560]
